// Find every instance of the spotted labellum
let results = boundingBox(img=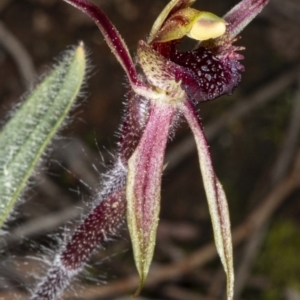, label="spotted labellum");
[33,0,270,299]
